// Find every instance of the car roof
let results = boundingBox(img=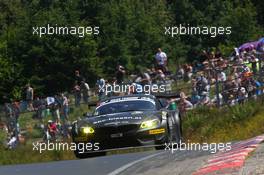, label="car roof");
[98,94,156,107]
[100,94,156,102]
